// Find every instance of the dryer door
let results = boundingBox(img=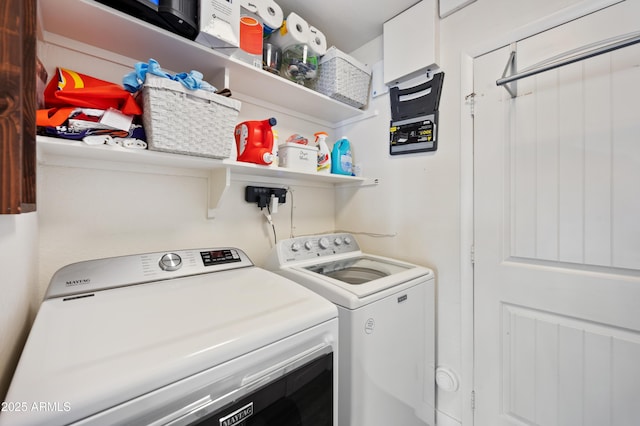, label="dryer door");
[69,331,337,426]
[185,351,334,426]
